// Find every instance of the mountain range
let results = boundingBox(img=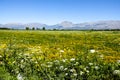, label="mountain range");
[0,20,120,30]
